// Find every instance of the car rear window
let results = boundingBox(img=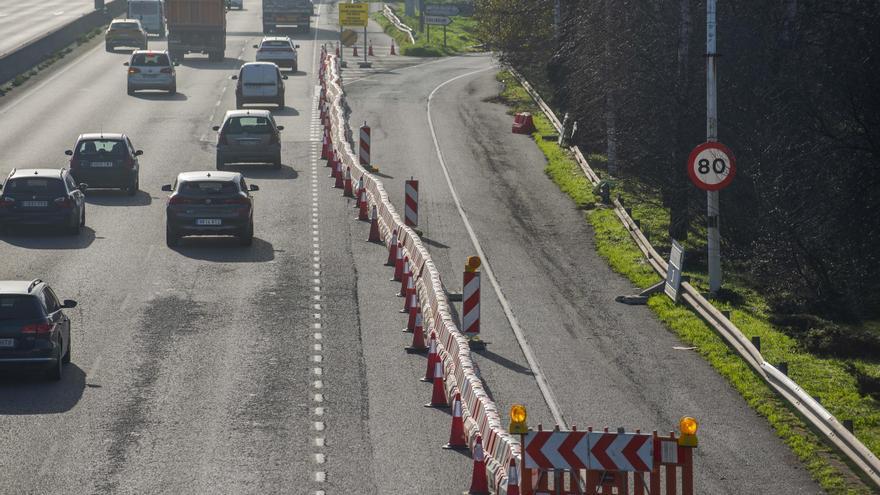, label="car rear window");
[131,53,170,66]
[4,178,65,195]
[112,22,140,30]
[262,40,292,48]
[225,117,274,134]
[76,139,126,157]
[0,296,43,320]
[179,181,238,195]
[129,3,158,15]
